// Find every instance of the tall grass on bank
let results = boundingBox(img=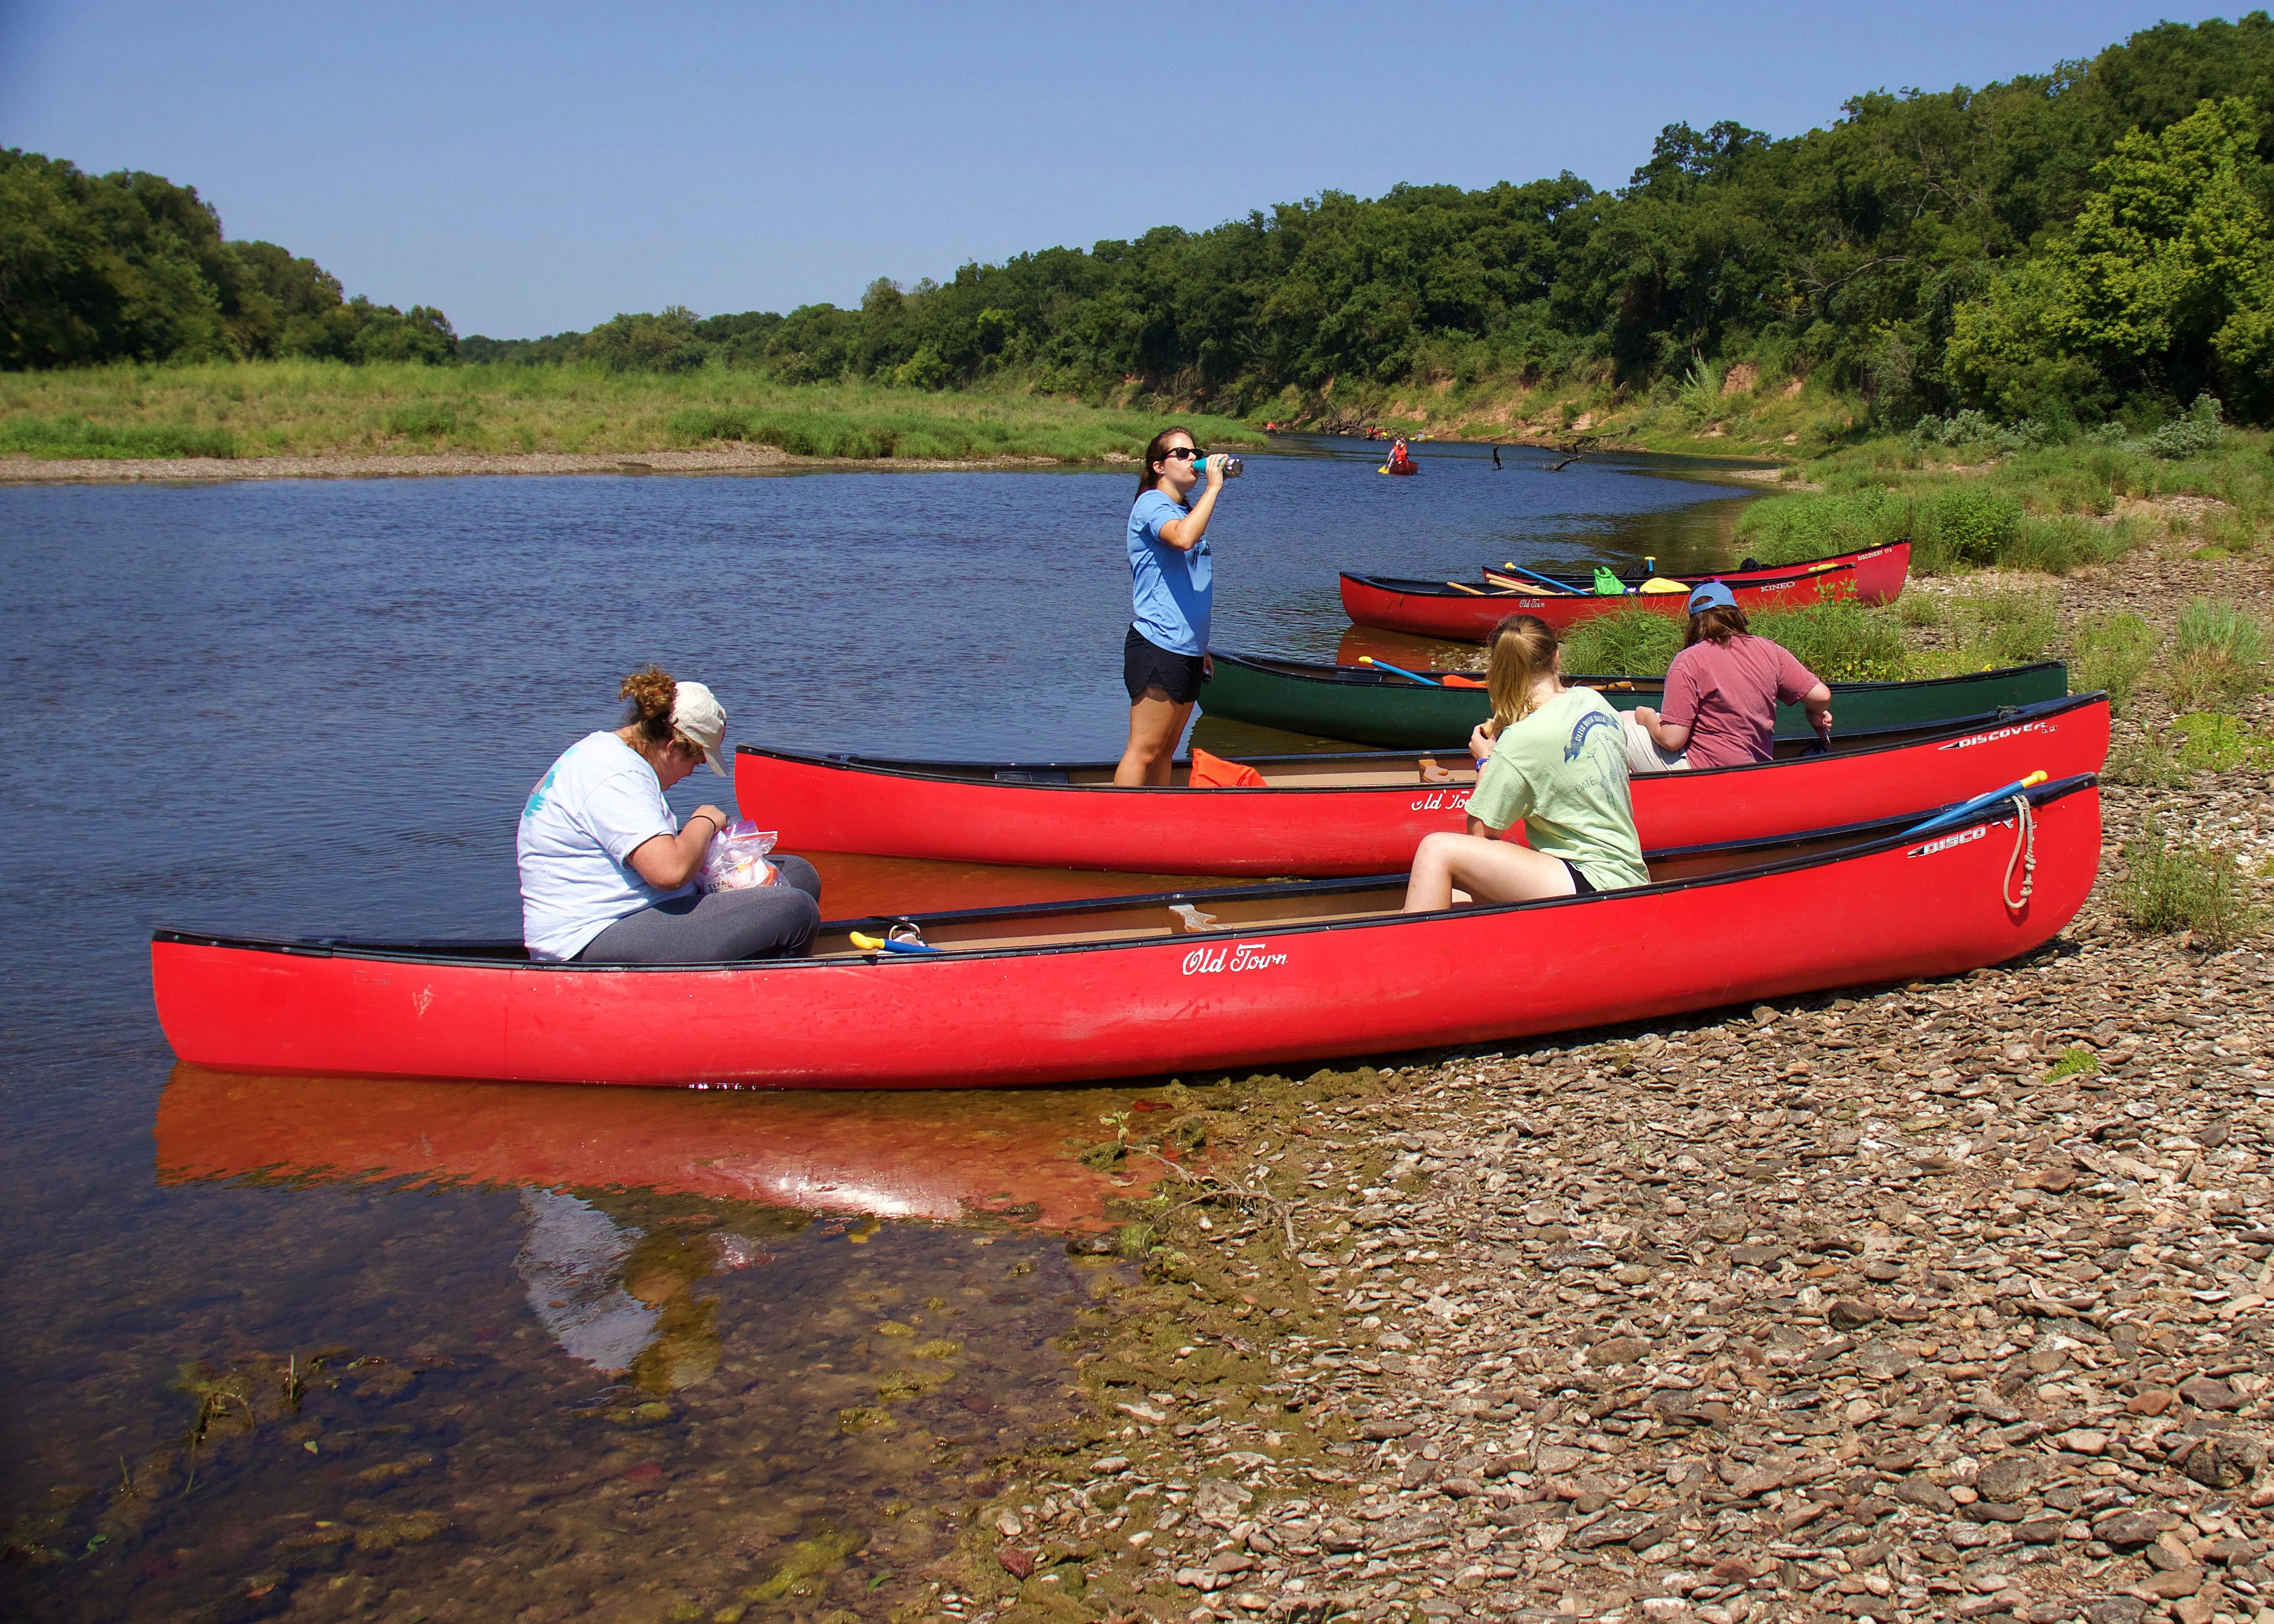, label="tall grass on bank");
[1560,597,1908,682]
[1731,434,2271,577]
[0,360,1265,462]
[2069,612,2159,714]
[0,414,239,459]
[2169,598,2271,711]
[2122,815,2260,949]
